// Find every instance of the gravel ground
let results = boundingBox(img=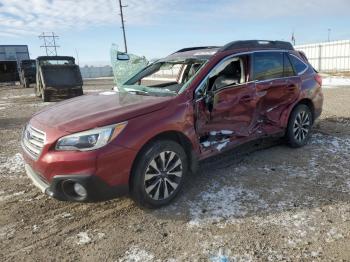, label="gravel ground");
[0,79,349,261]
